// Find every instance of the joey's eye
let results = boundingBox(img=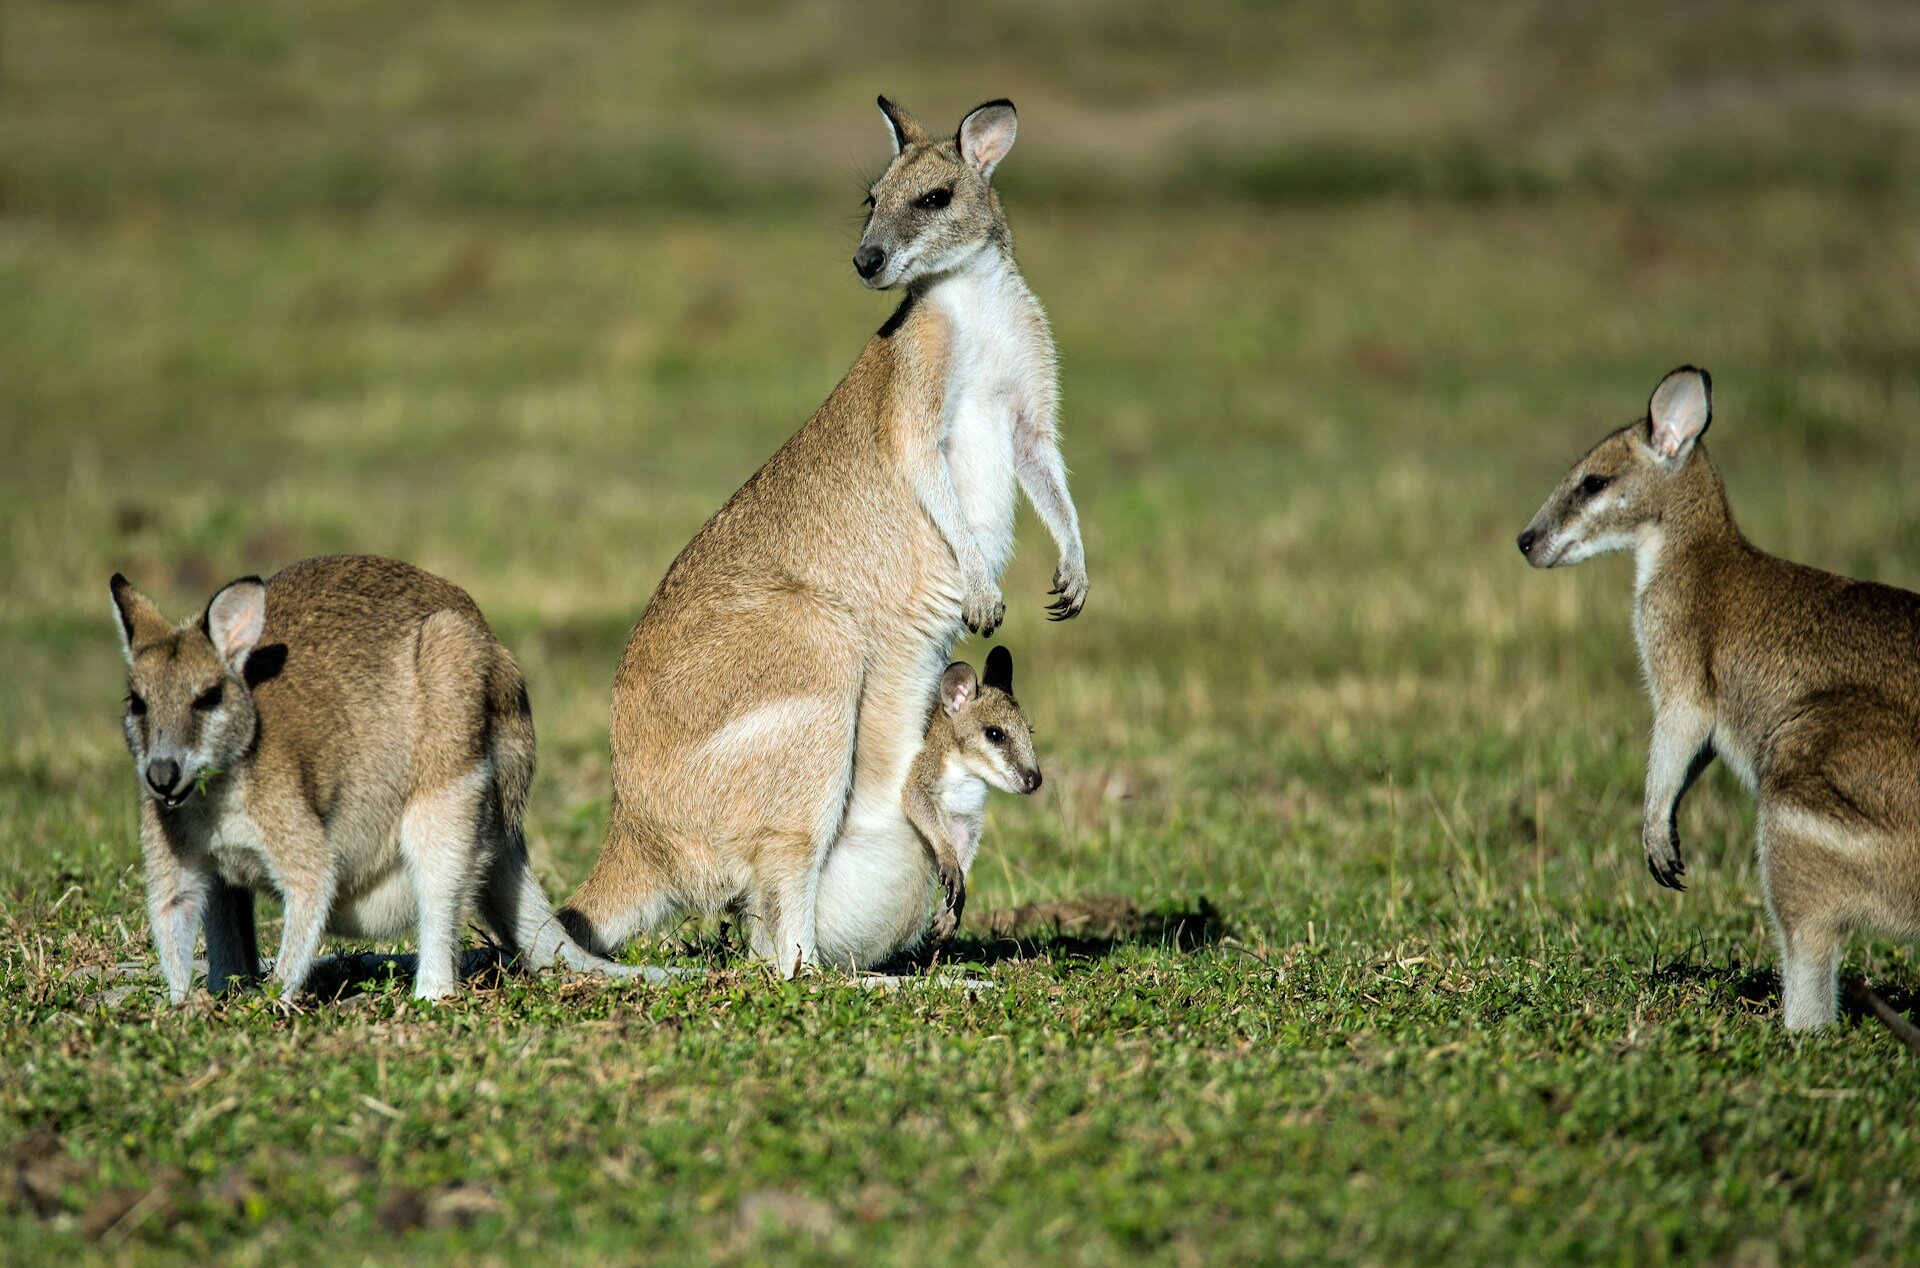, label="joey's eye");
[127,693,147,718]
[916,188,952,210]
[1578,474,1613,497]
[193,685,224,711]
[984,726,1006,745]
